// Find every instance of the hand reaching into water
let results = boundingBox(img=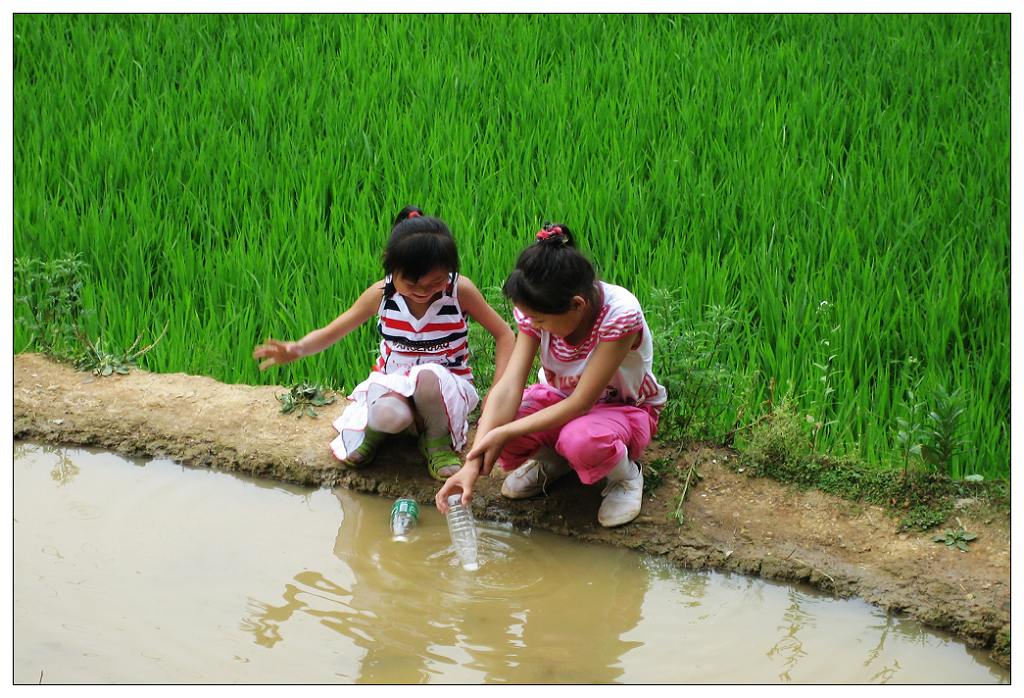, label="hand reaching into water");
[252,339,304,370]
[436,425,514,511]
[435,459,482,513]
